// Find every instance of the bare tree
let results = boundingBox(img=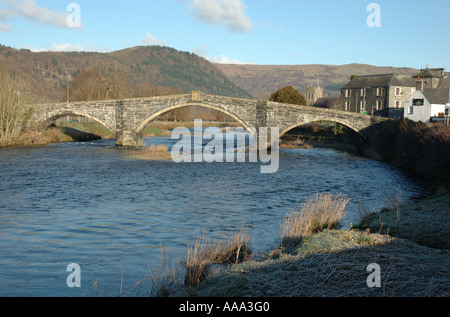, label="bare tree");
[0,70,32,146]
[104,63,128,100]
